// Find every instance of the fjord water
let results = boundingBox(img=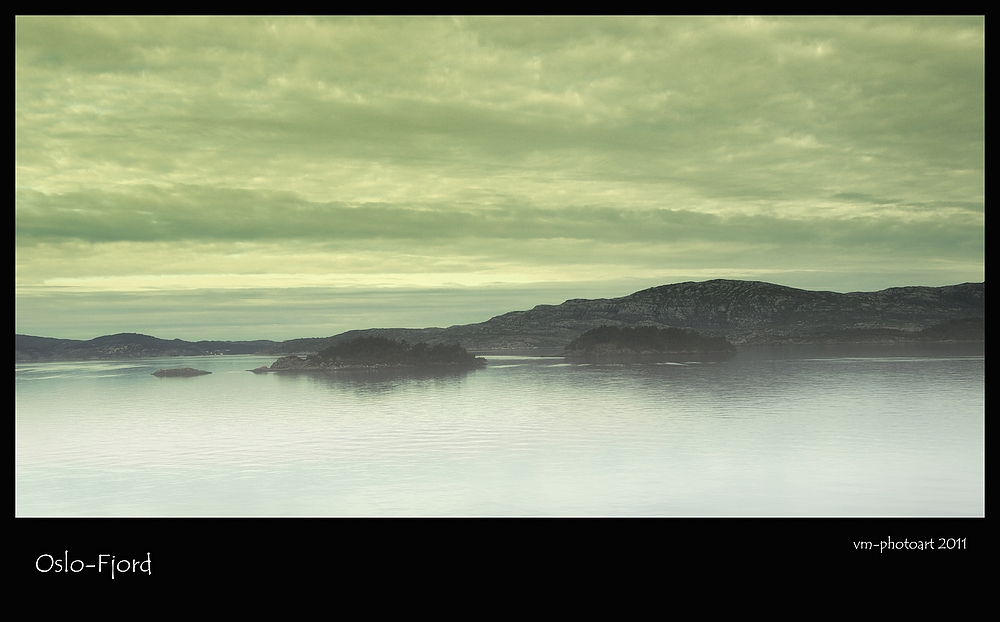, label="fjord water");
[15,344,983,516]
